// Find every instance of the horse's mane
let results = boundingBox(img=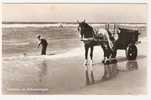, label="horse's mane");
[81,22,94,32]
